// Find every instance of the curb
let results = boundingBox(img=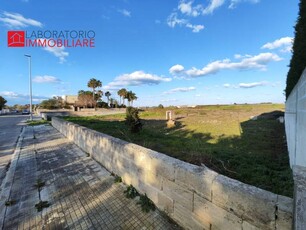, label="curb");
[0,127,26,229]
